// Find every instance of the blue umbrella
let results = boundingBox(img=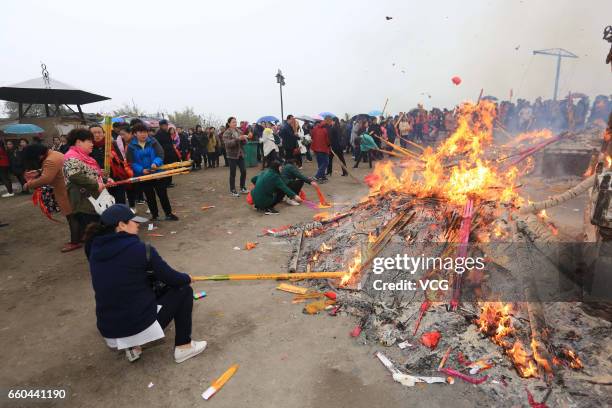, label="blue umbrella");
[319,112,336,118]
[368,110,383,117]
[1,123,44,134]
[257,115,279,123]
